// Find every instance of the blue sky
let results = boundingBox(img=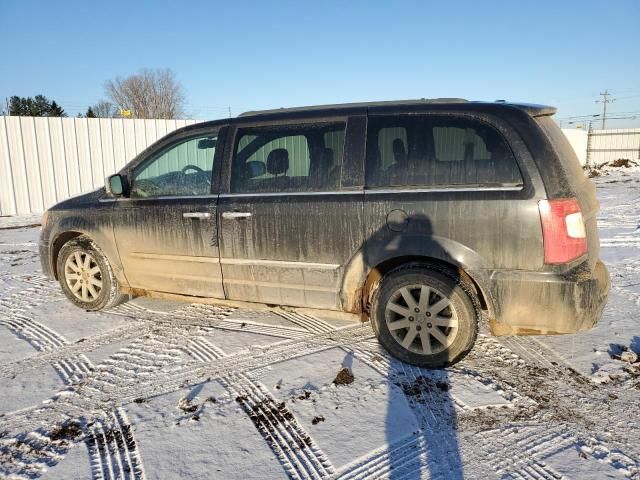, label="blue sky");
[1,0,639,126]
